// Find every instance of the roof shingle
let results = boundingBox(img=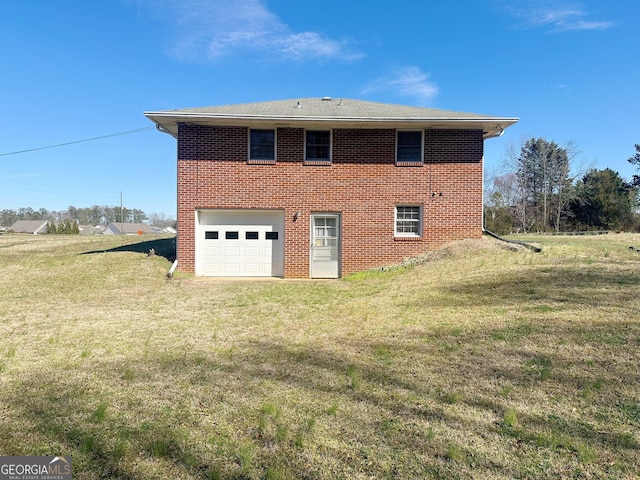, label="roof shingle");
[145,97,518,138]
